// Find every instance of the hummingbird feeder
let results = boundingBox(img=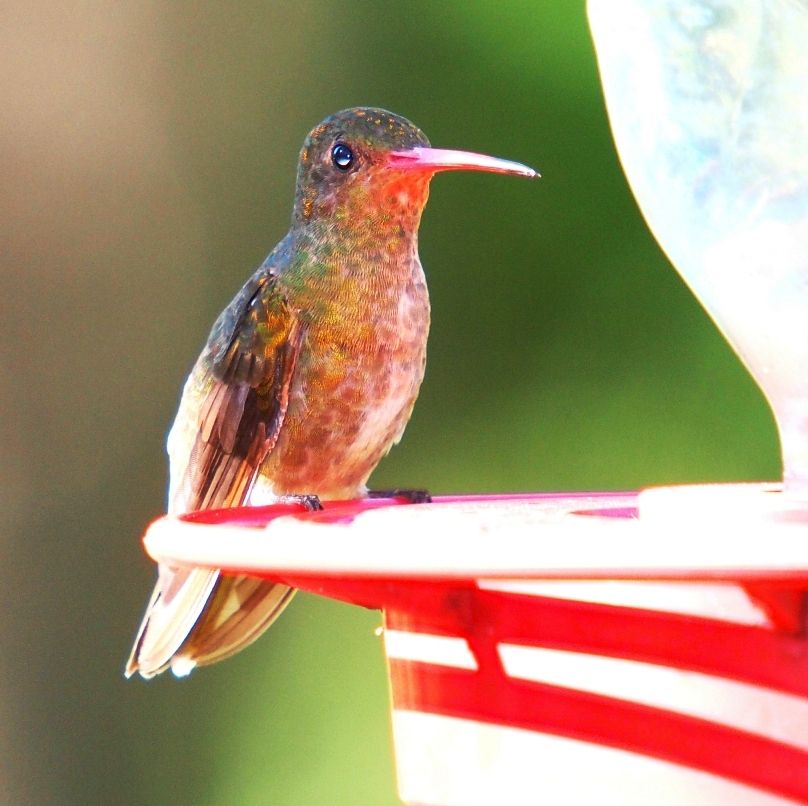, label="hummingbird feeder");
[140,0,808,802]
